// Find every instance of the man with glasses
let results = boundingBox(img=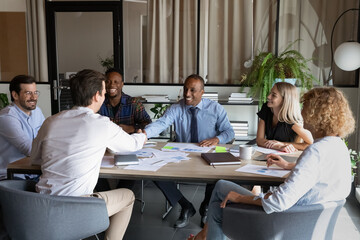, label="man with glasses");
[0,75,45,180]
